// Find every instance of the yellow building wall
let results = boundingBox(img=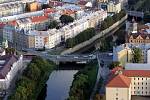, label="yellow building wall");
[29,2,38,12]
[28,36,35,48]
